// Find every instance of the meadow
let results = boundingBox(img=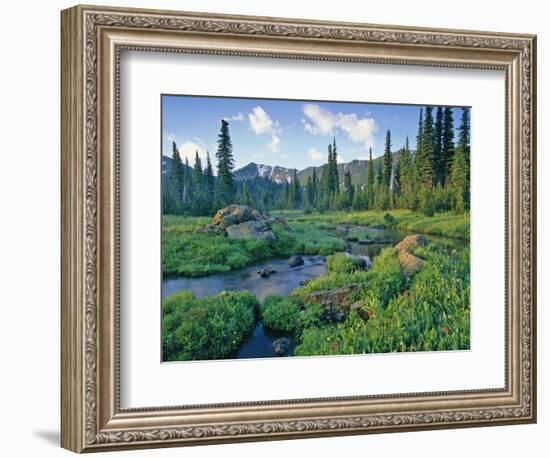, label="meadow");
[162,210,470,361]
[162,210,469,276]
